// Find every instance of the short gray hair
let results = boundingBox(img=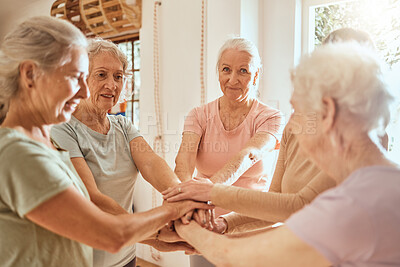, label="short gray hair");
[291,42,393,134]
[87,37,128,73]
[0,16,87,123]
[216,37,262,72]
